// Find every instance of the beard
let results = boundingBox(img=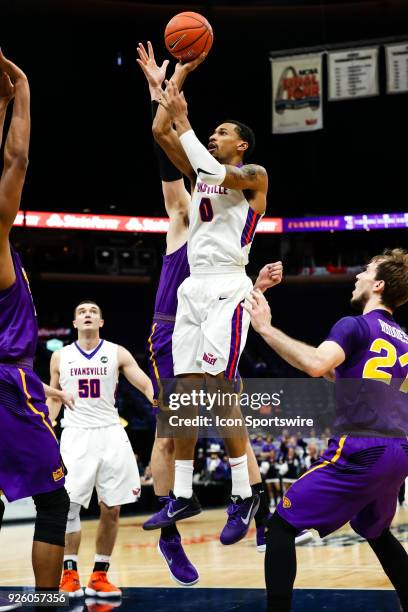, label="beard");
[350,290,369,312]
